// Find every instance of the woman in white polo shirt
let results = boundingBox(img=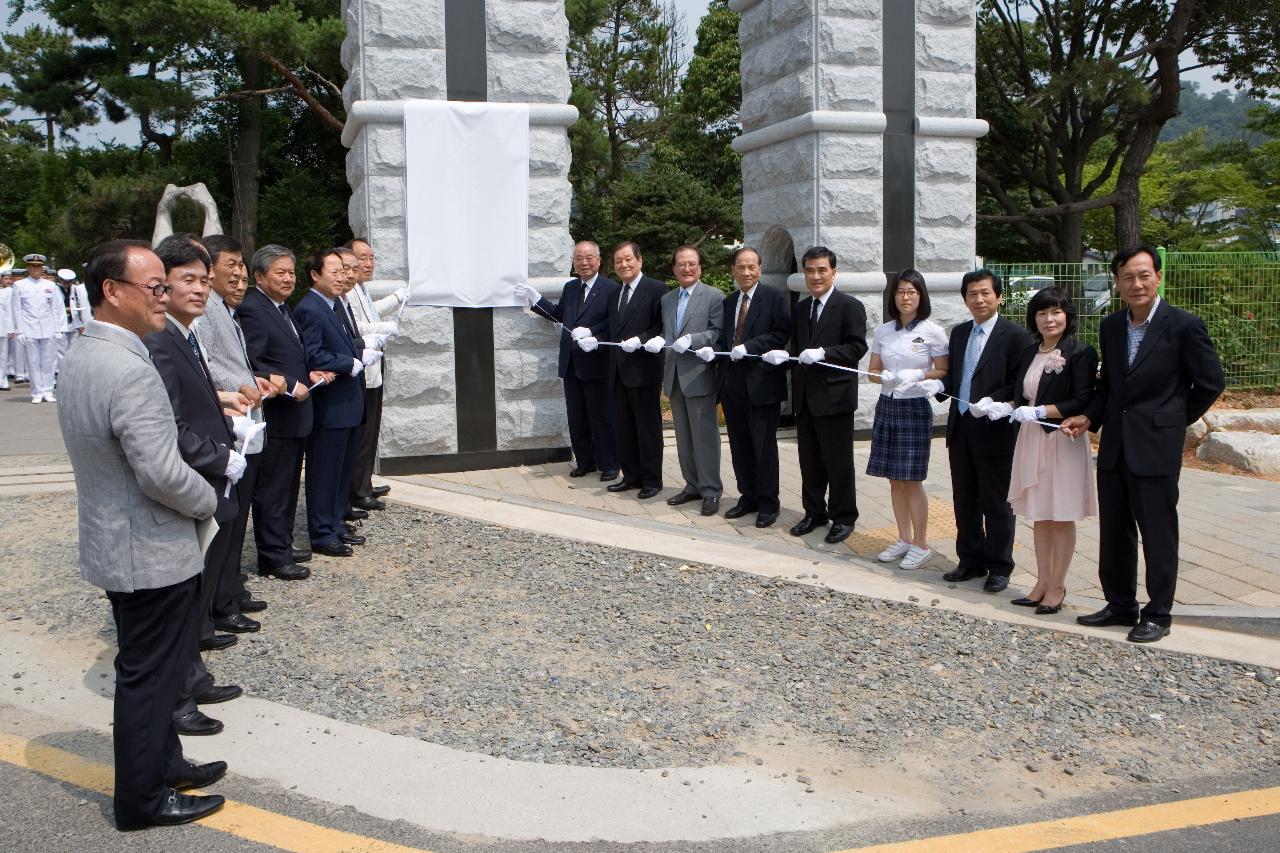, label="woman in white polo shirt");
[866,270,949,570]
